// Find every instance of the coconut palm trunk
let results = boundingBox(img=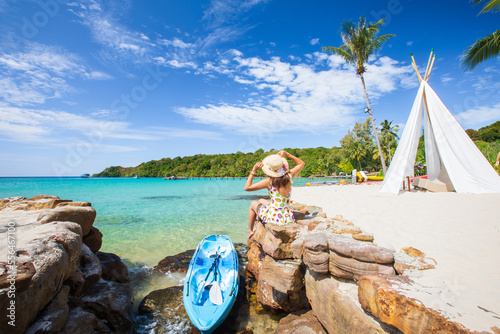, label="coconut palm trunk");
[360,73,387,174]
